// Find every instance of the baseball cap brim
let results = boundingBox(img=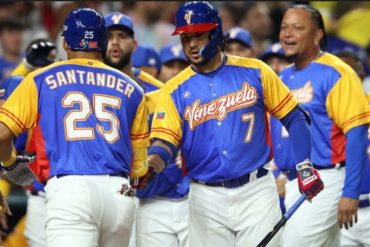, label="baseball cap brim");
[172,23,217,35]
